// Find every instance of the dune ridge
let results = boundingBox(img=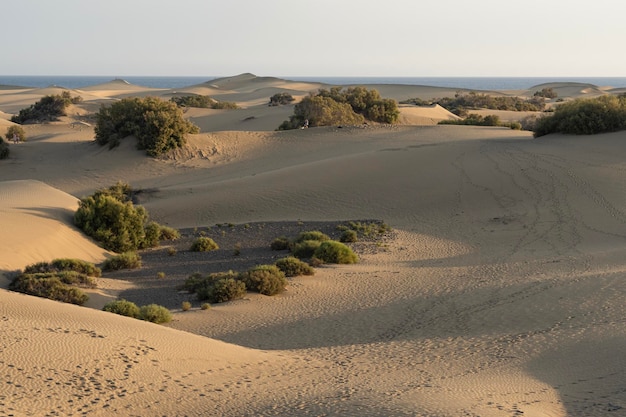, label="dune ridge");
[1,75,625,416]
